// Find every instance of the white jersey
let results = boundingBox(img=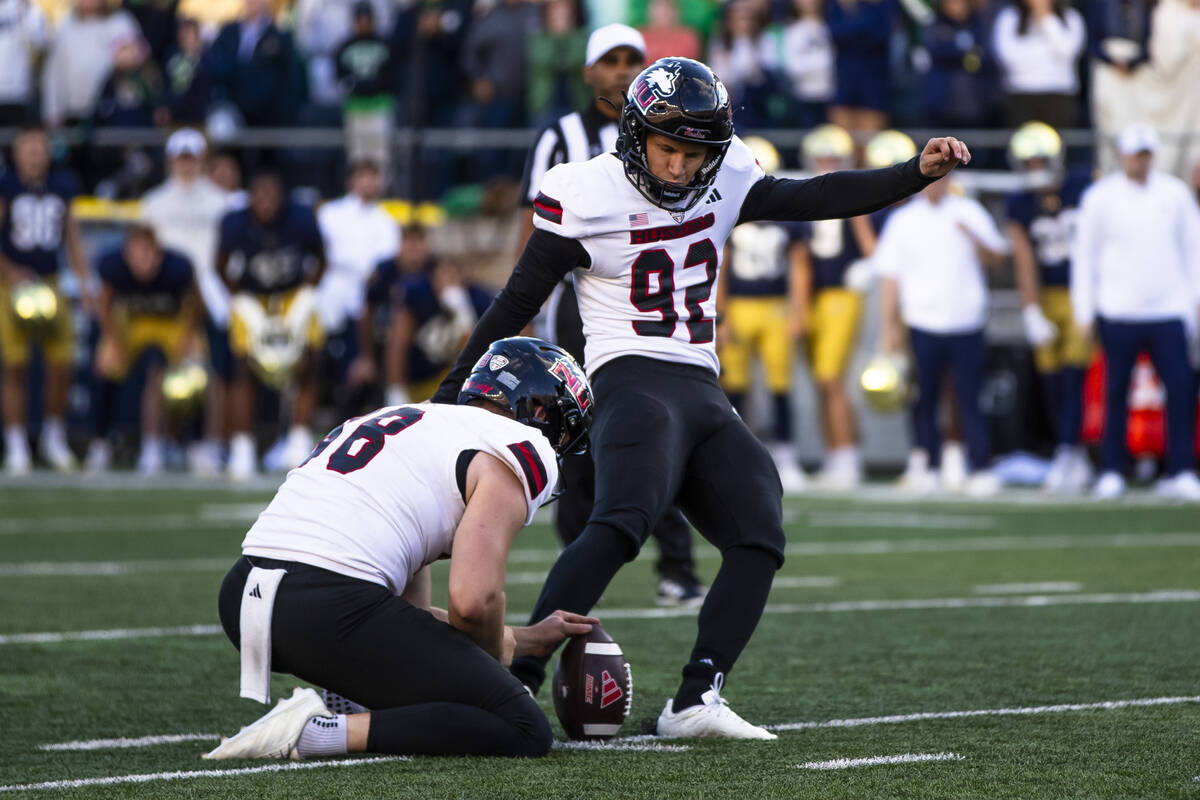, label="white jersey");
[242,403,559,596]
[531,136,765,376]
[140,177,235,324]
